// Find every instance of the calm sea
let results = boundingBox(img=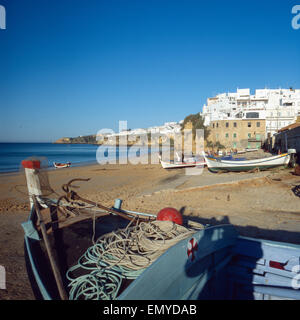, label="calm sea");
[0,143,155,173]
